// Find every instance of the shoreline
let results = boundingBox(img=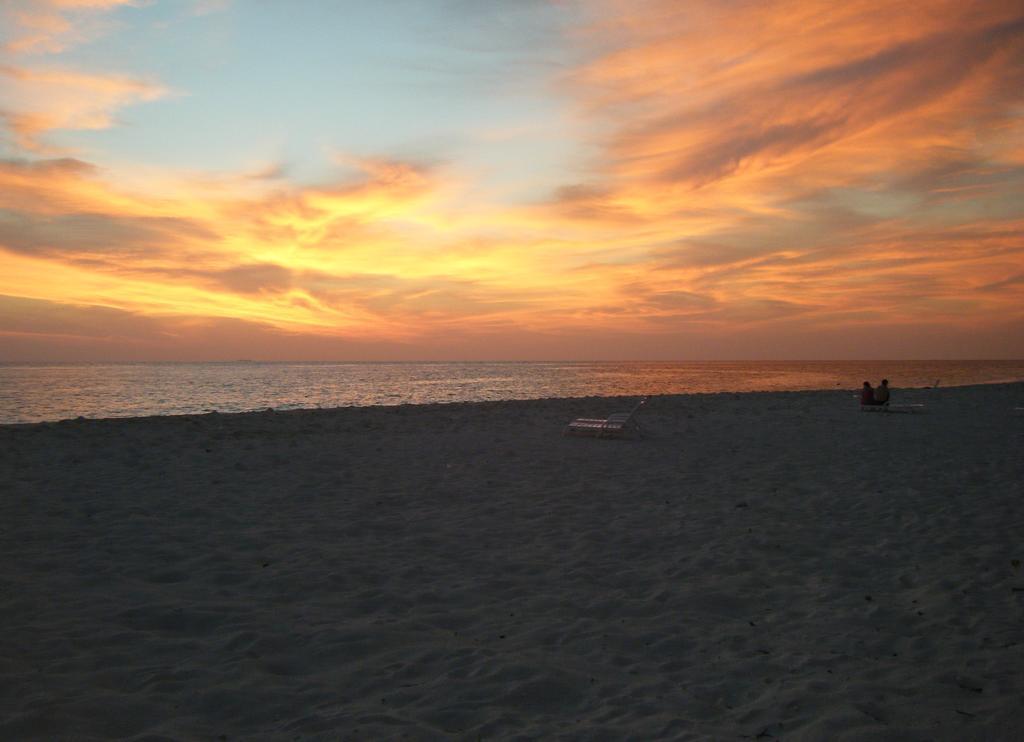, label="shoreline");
[3,378,1021,429]
[2,382,1022,739]
[3,360,1023,426]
